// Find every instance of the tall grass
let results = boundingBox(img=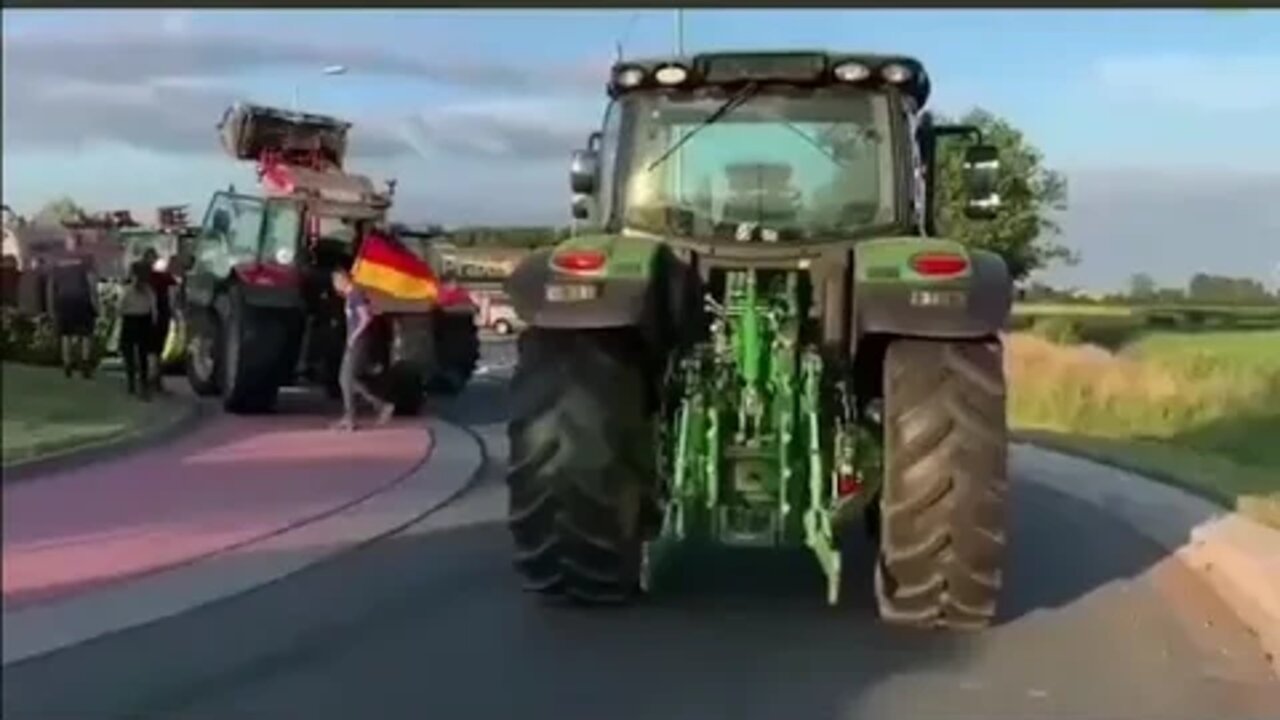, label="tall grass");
[1008,332,1280,441]
[1006,330,1280,526]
